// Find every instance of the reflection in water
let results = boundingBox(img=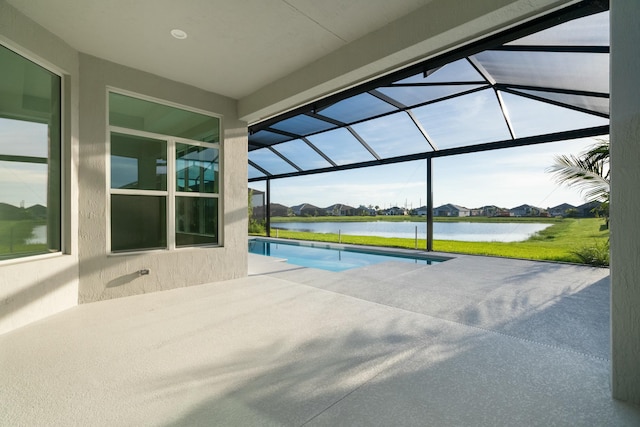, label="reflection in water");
[273,221,552,242]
